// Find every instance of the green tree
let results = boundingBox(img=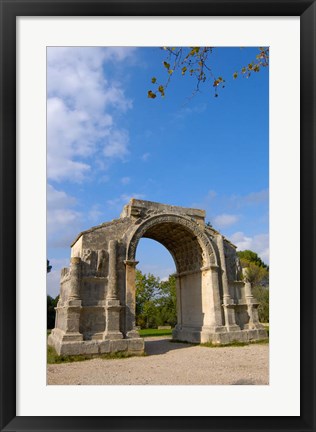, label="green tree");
[242,261,269,287]
[47,295,59,329]
[135,270,177,329]
[47,259,52,273]
[148,47,269,99]
[47,260,55,329]
[156,275,177,327]
[237,250,269,287]
[237,249,269,323]
[135,270,160,328]
[252,286,269,323]
[237,249,268,269]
